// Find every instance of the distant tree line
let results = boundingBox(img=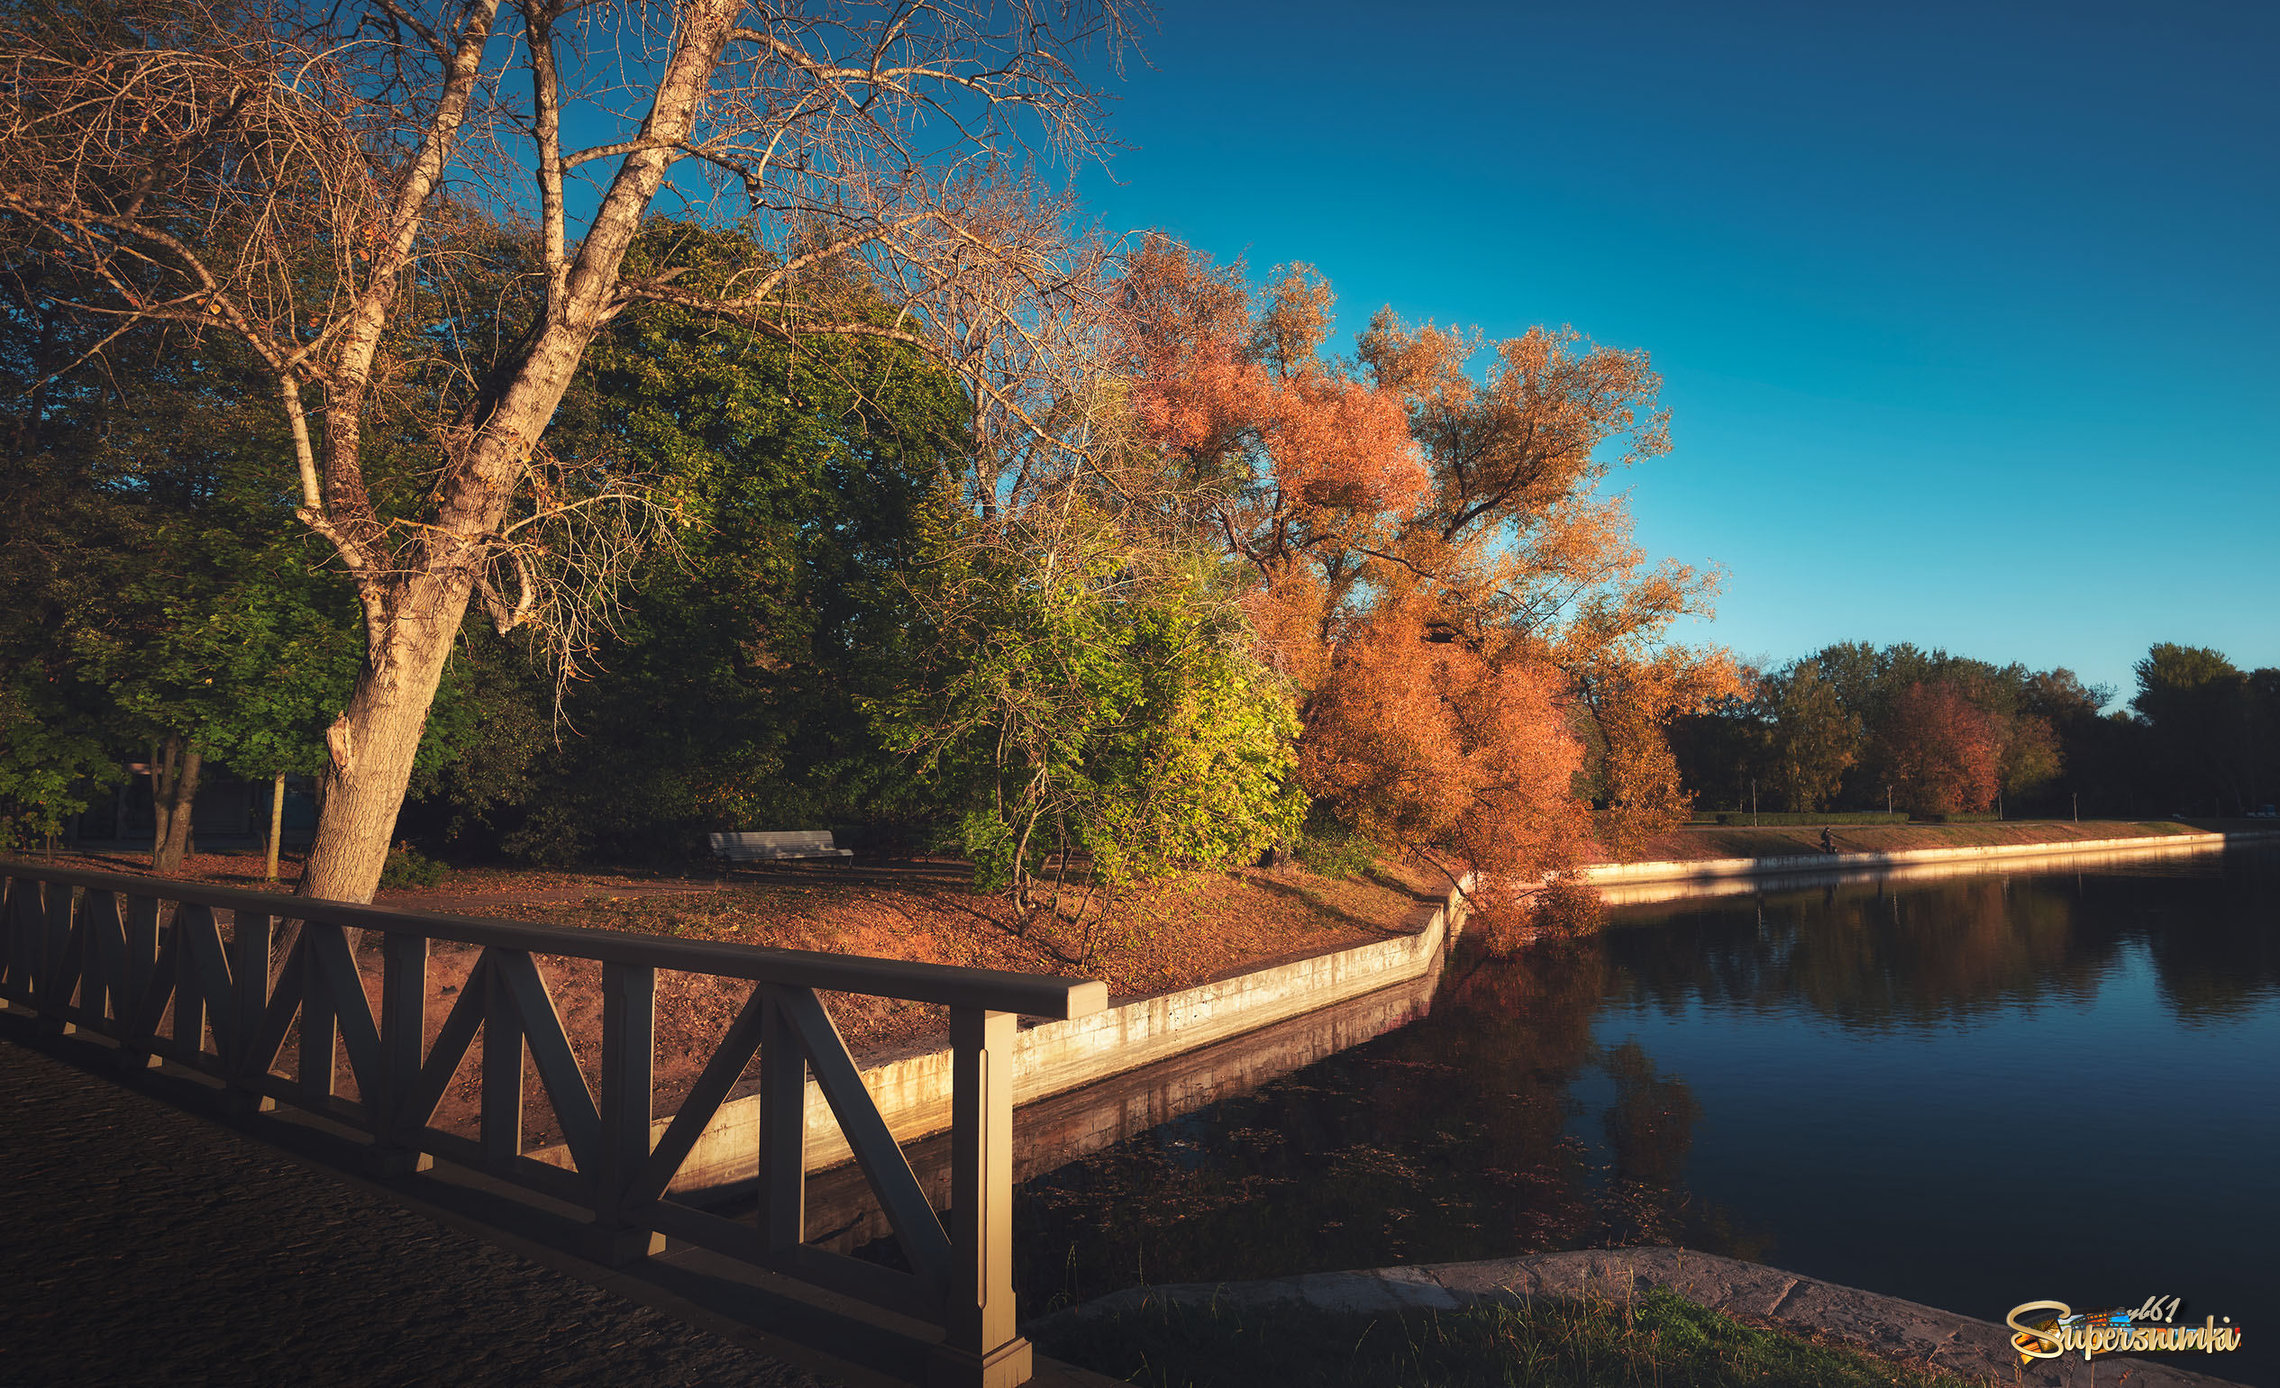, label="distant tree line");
[1670,641,2278,819]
